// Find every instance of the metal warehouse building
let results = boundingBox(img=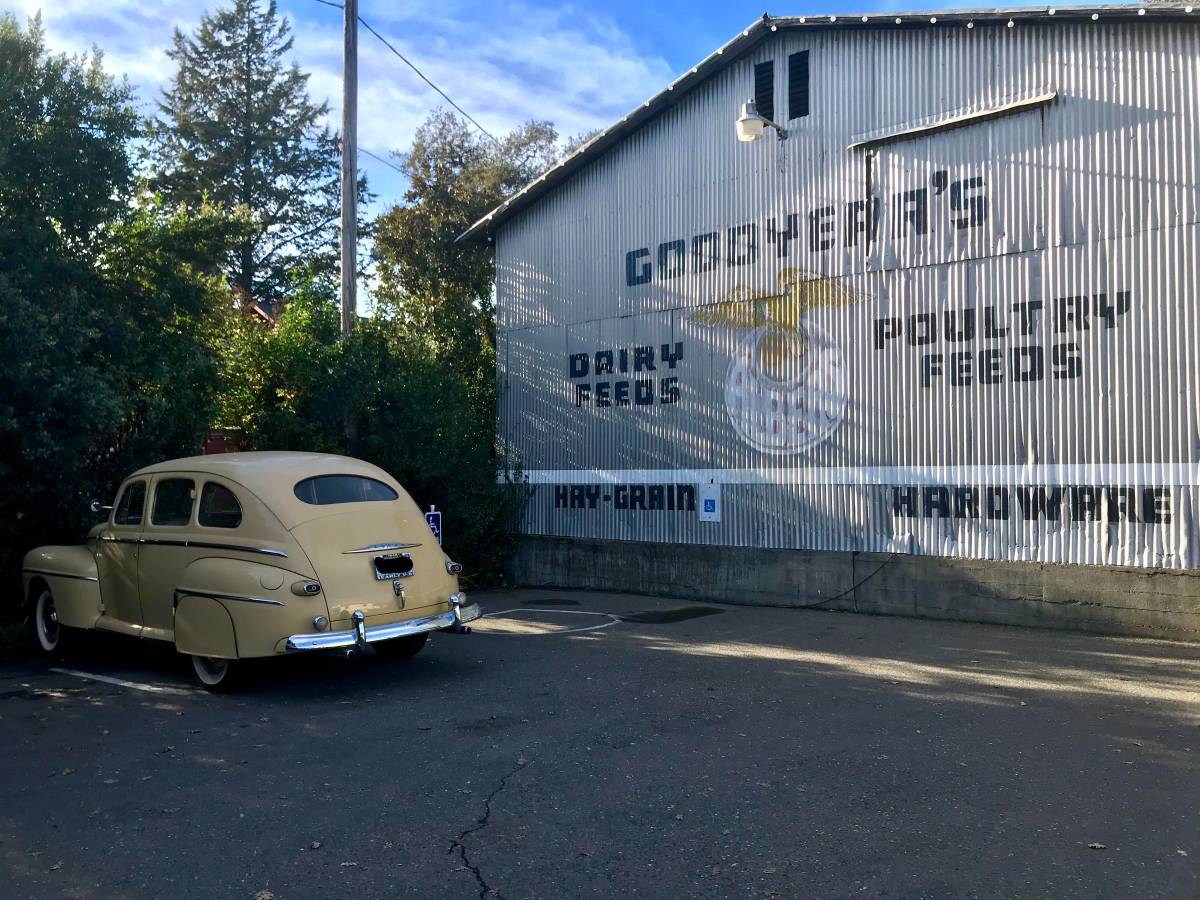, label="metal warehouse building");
[462,5,1200,639]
